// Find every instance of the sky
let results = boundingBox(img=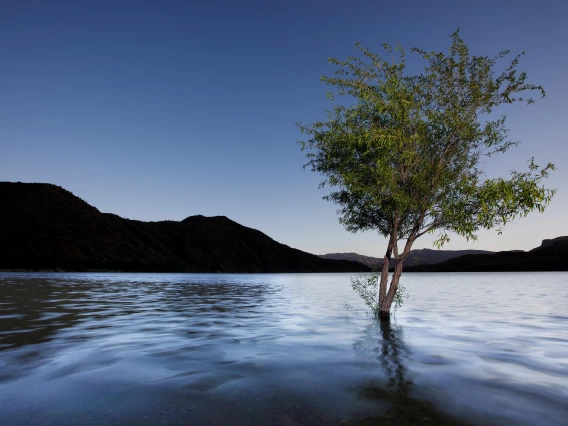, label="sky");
[1,0,567,257]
